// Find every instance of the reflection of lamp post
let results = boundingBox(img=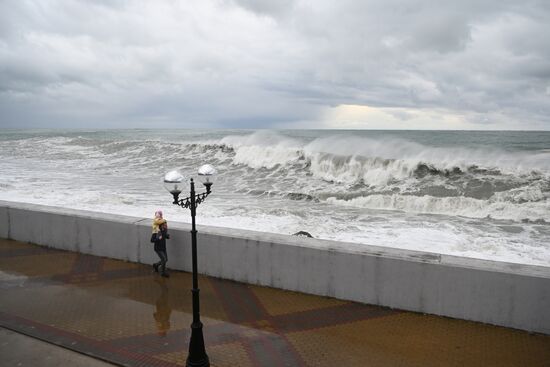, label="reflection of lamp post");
[163,164,216,367]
